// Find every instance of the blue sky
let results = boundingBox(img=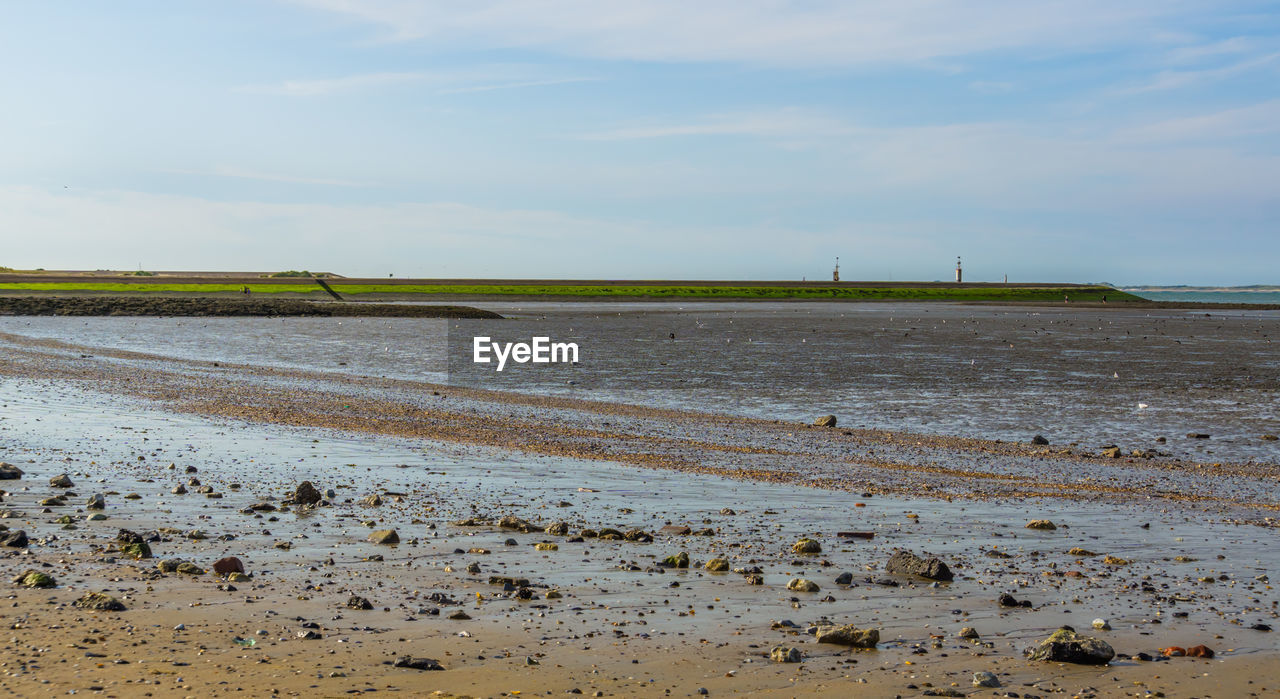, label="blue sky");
[1,1,1277,284]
